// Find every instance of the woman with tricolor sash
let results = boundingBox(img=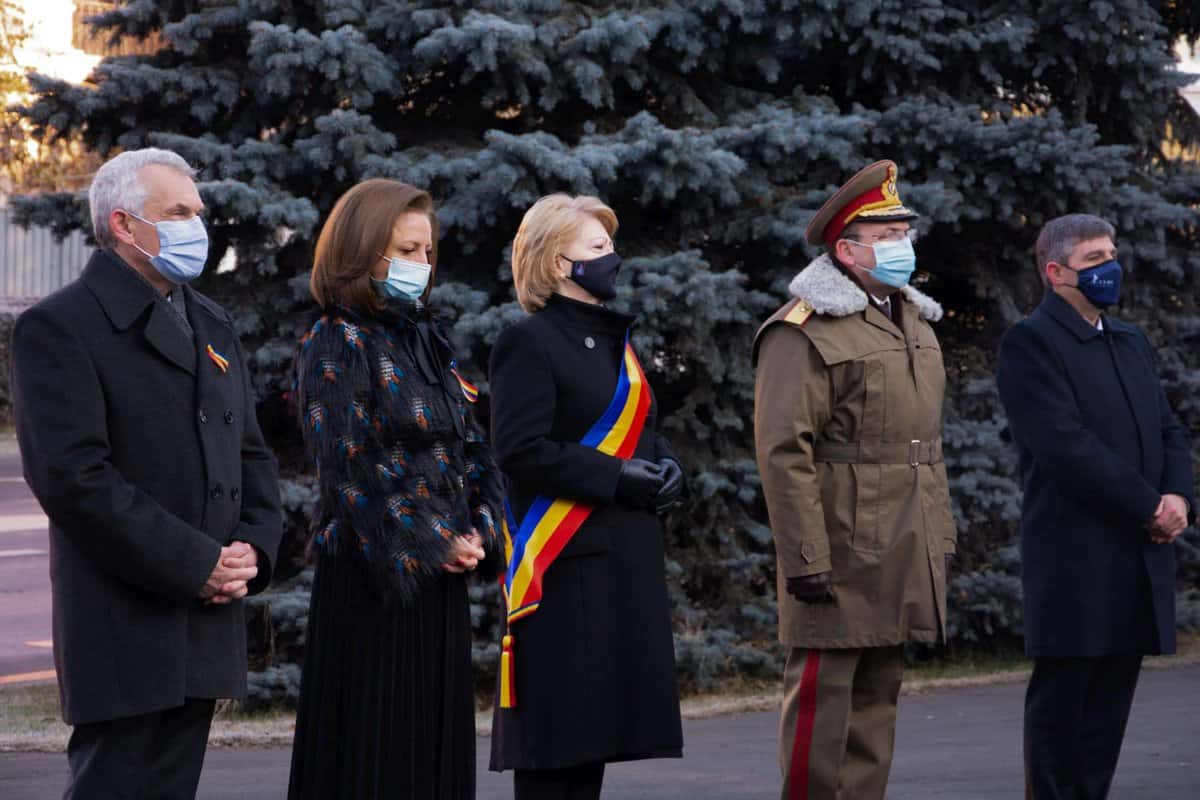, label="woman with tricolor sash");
[287,179,503,800]
[488,194,685,798]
